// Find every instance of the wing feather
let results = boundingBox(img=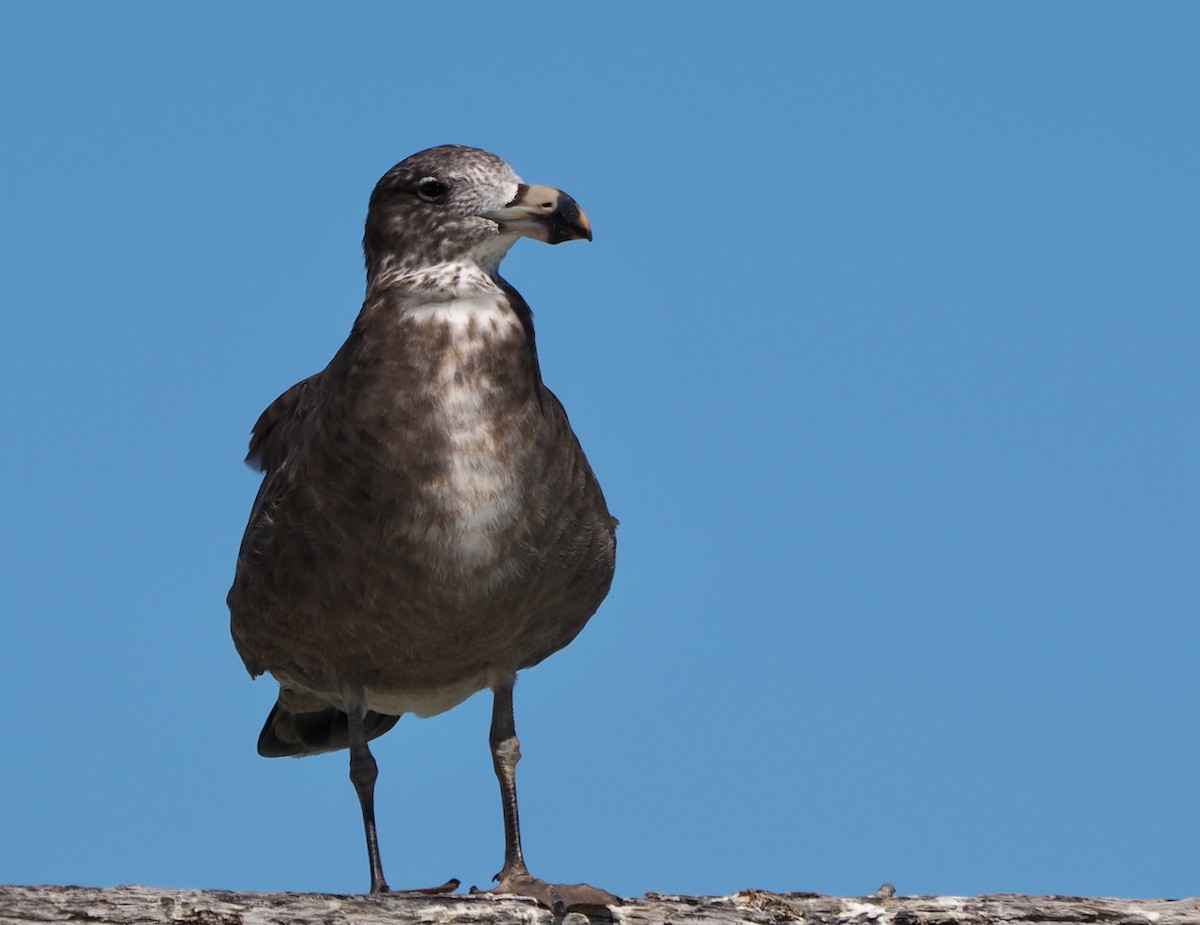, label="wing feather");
[245,373,322,474]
